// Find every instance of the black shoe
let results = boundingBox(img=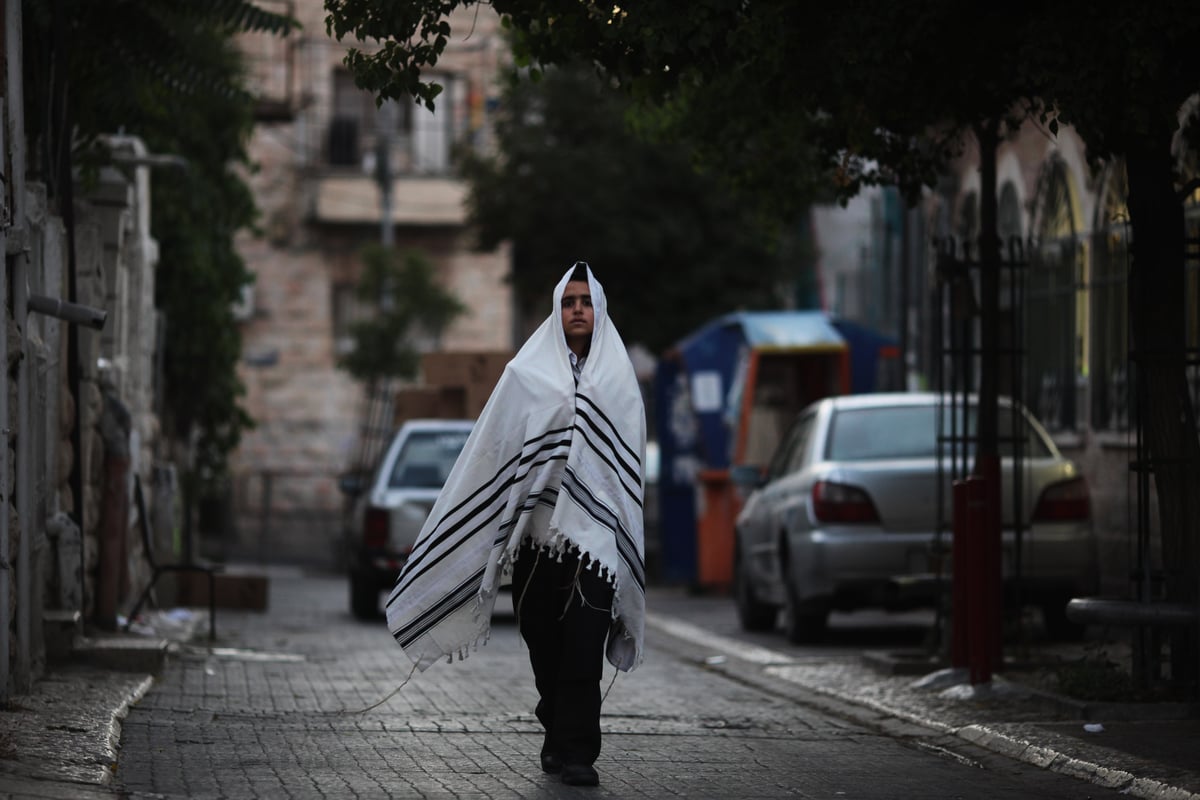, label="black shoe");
[561,764,599,787]
[540,751,563,774]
